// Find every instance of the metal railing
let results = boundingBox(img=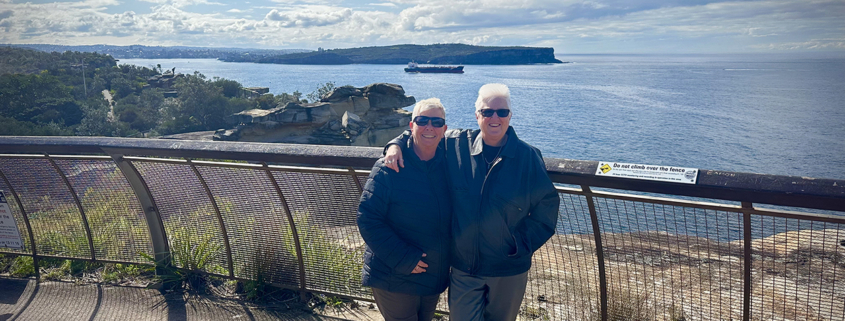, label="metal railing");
[1,136,843,320]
